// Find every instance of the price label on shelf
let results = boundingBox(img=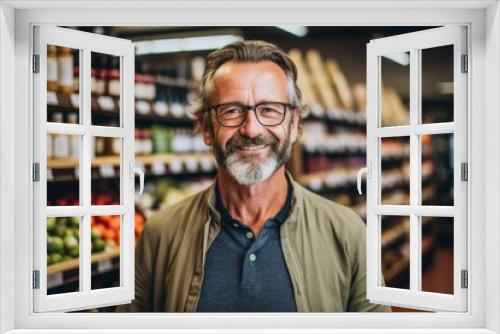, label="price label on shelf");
[97,96,115,111]
[200,158,214,172]
[47,91,59,106]
[70,93,80,109]
[99,164,115,178]
[153,101,168,116]
[135,100,151,115]
[151,161,166,175]
[308,178,323,192]
[185,157,198,173]
[168,159,183,174]
[97,259,113,273]
[170,102,185,118]
[47,273,63,289]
